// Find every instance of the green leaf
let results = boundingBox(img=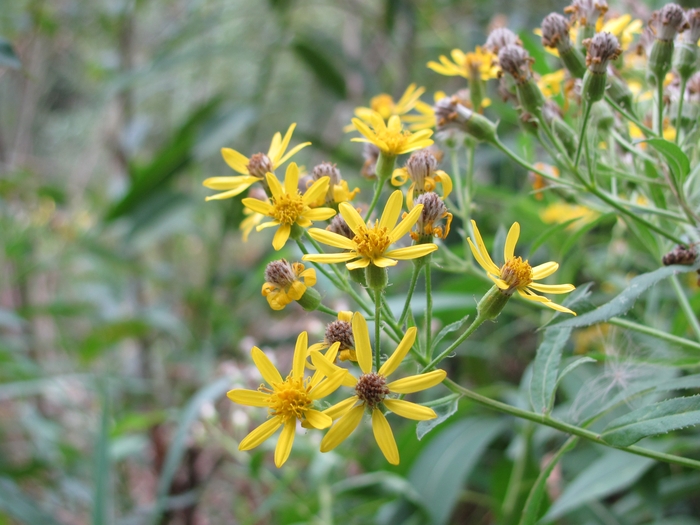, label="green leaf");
[150,376,231,524]
[292,40,346,98]
[416,394,460,440]
[529,284,593,414]
[543,446,662,520]
[602,395,700,447]
[555,262,700,329]
[0,477,63,525]
[0,38,21,69]
[641,138,691,185]
[408,417,504,525]
[519,31,552,76]
[79,319,151,363]
[430,316,470,354]
[92,390,111,525]
[554,357,597,391]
